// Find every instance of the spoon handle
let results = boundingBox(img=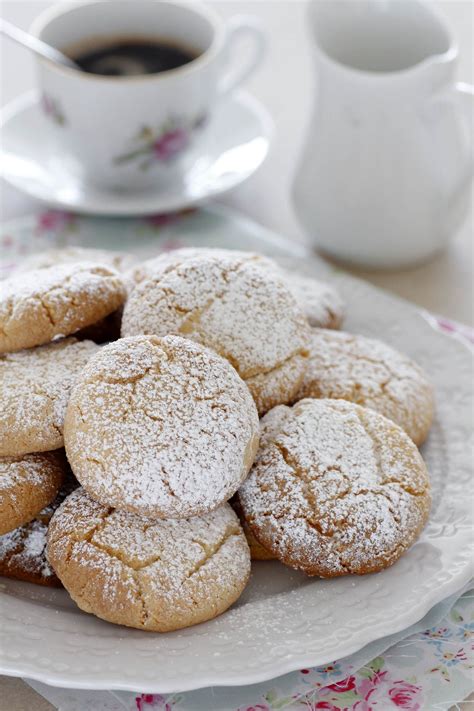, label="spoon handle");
[0,18,78,70]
